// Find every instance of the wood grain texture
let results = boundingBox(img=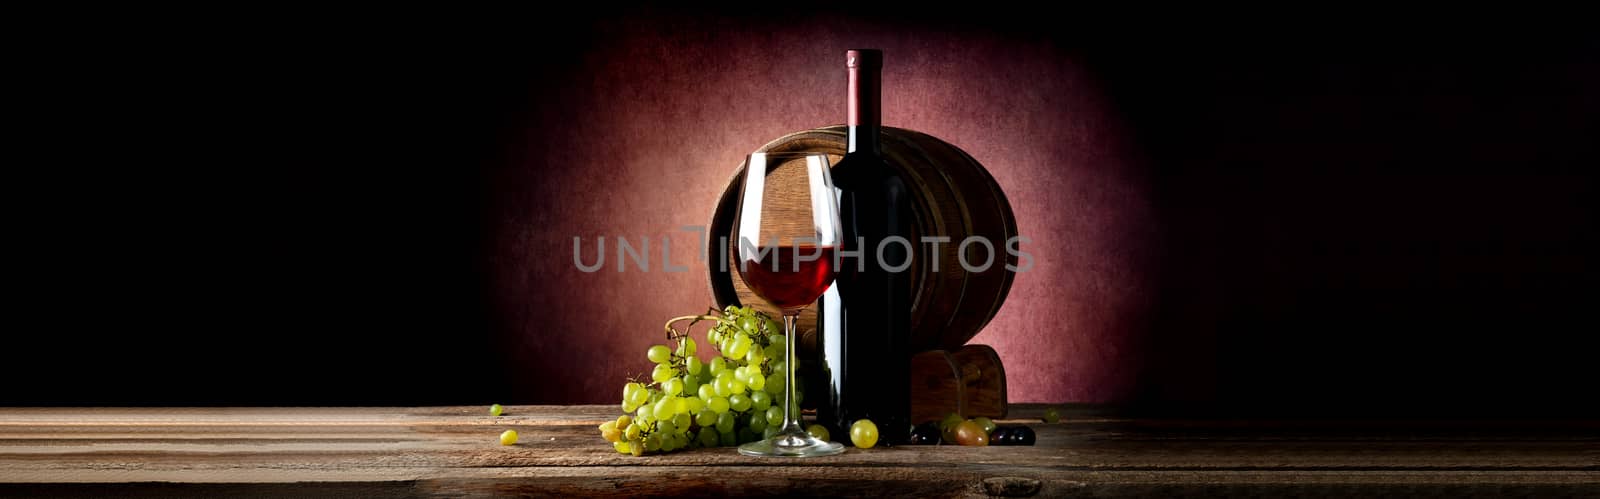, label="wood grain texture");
[1,405,1596,497]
